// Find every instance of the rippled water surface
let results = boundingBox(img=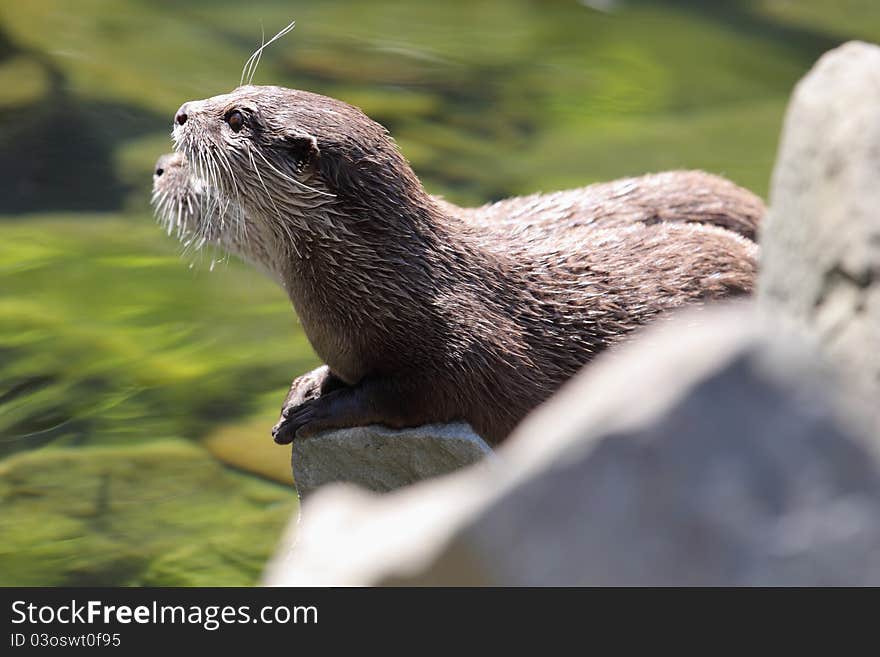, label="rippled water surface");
[1,0,878,585]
